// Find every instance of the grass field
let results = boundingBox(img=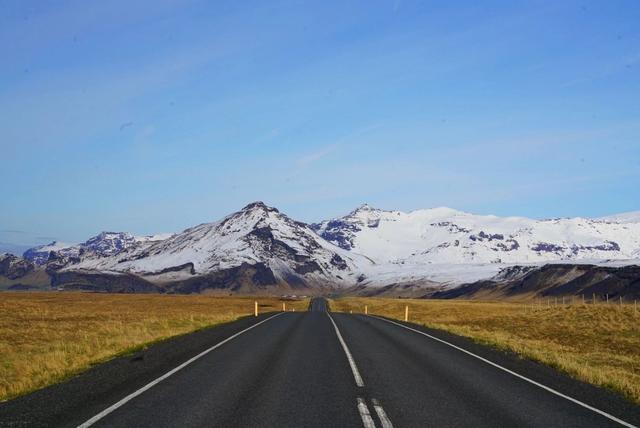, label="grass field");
[330,297,640,404]
[0,292,309,401]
